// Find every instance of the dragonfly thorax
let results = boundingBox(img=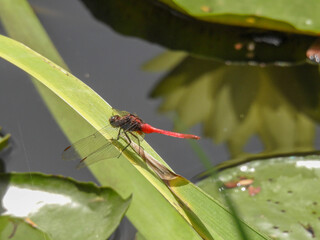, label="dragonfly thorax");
[109,114,144,132]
